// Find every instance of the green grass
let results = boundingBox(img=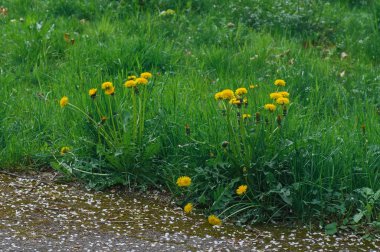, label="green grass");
[1,0,379,229]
